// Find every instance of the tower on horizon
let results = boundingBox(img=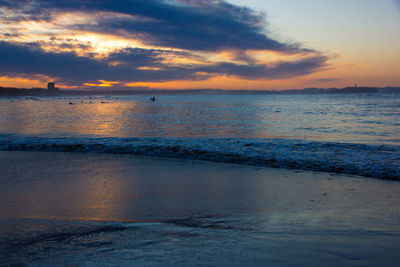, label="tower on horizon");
[47,82,59,91]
